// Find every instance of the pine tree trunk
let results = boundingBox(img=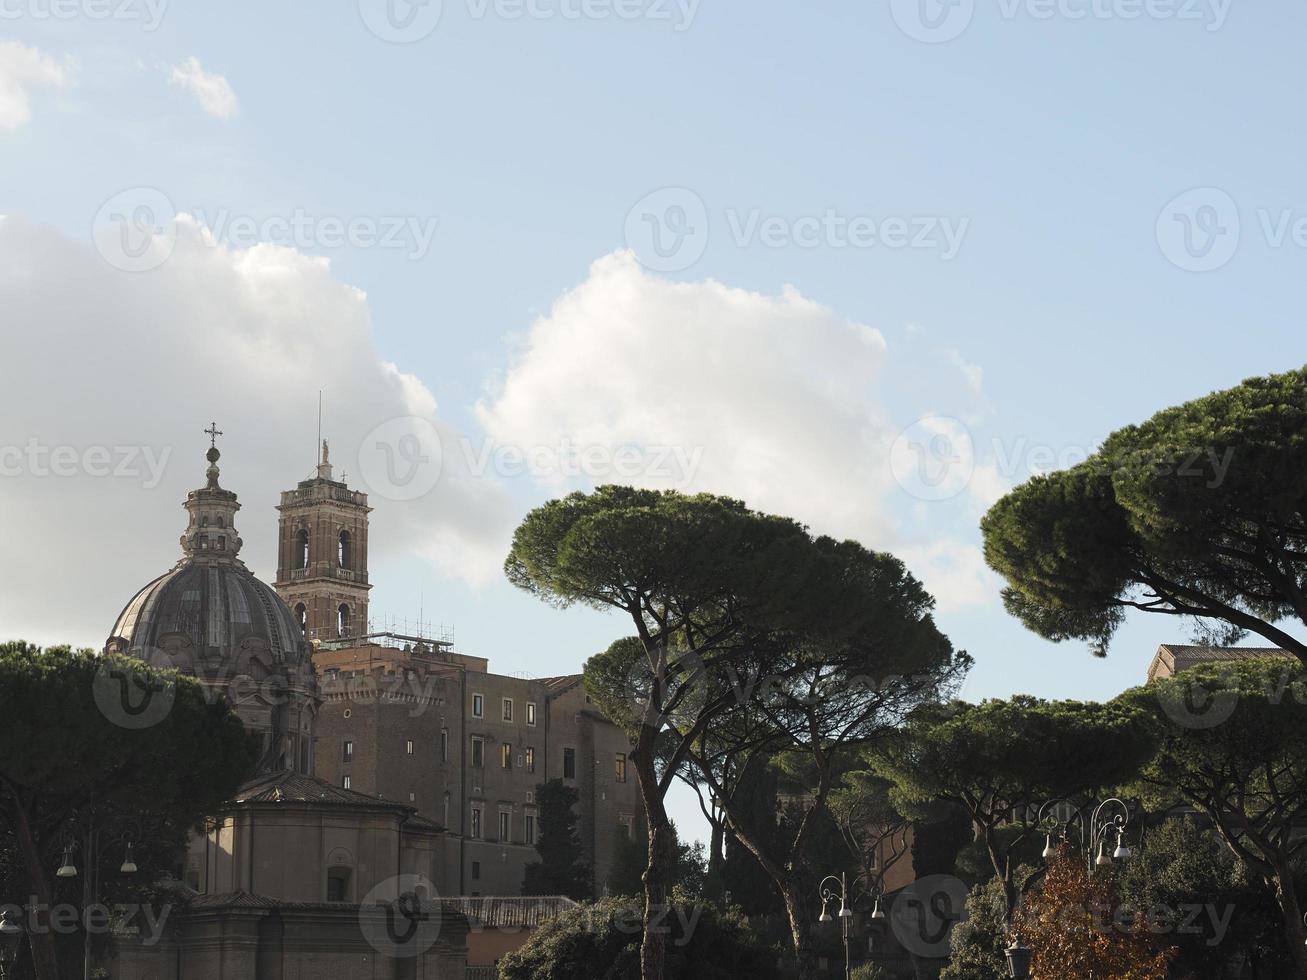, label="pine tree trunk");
[1271,862,1307,977]
[11,798,61,980]
[779,877,820,980]
[633,734,669,980]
